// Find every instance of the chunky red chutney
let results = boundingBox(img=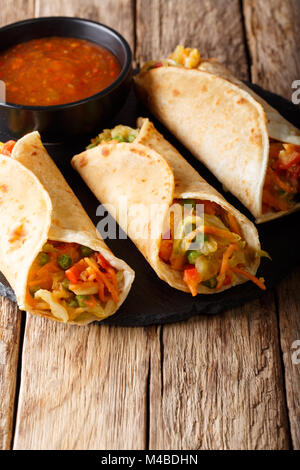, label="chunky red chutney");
[0,37,121,106]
